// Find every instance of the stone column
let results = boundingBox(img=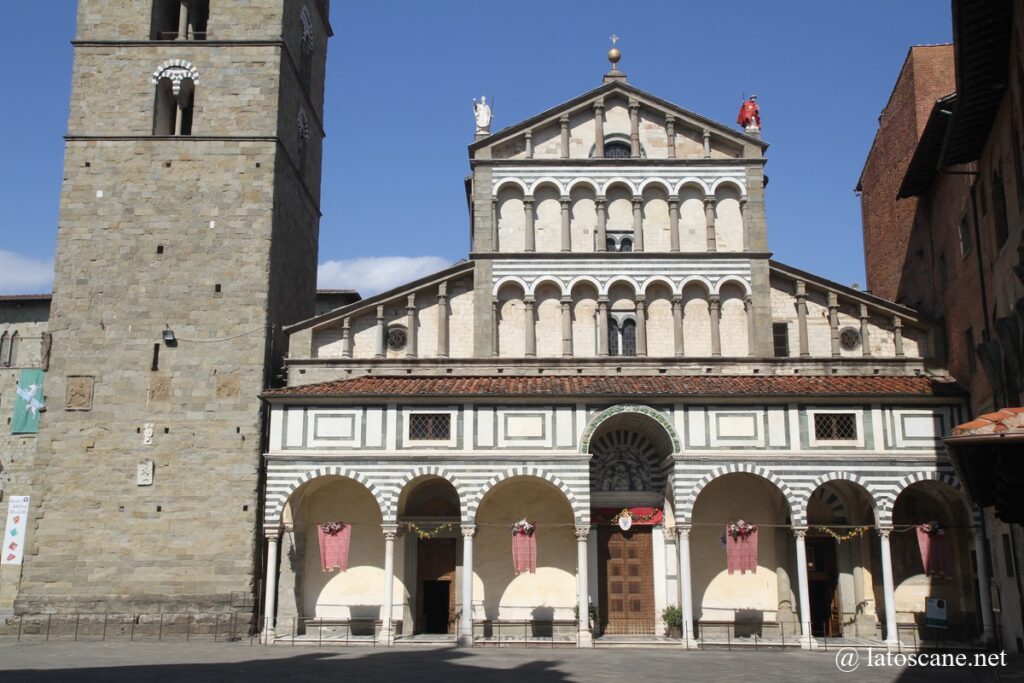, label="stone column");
[560,115,570,159]
[796,281,810,357]
[828,292,841,357]
[859,304,872,356]
[595,197,607,252]
[635,295,647,357]
[341,317,352,358]
[561,297,573,357]
[460,526,476,645]
[437,282,449,358]
[745,295,756,357]
[672,296,685,356]
[632,196,644,252]
[523,197,536,252]
[668,198,680,252]
[878,527,899,646]
[524,297,536,357]
[704,198,717,252]
[628,99,641,158]
[177,1,189,39]
[702,129,711,158]
[597,298,609,356]
[739,198,748,252]
[892,316,904,357]
[381,525,397,645]
[525,130,533,159]
[491,299,500,357]
[491,198,499,251]
[794,528,812,641]
[676,525,694,642]
[593,102,605,158]
[560,196,572,252]
[708,294,721,356]
[972,525,995,643]
[406,294,417,359]
[575,526,593,646]
[263,534,280,642]
[375,305,386,358]
[665,115,676,159]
